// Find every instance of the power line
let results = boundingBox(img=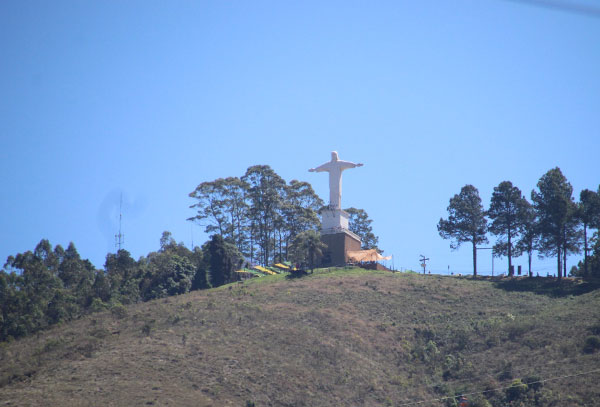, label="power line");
[421,354,600,390]
[397,368,600,406]
[504,0,600,18]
